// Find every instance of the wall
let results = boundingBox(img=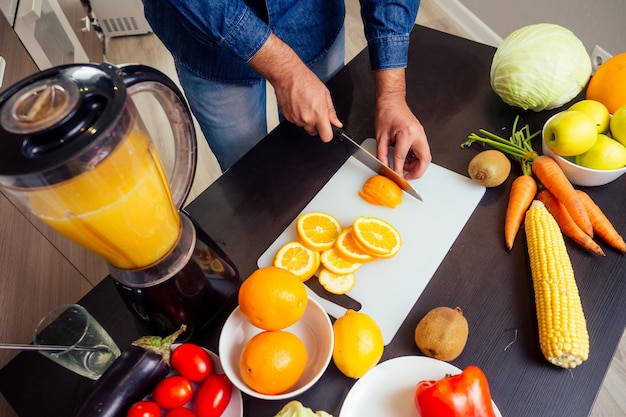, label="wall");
[434,0,626,57]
